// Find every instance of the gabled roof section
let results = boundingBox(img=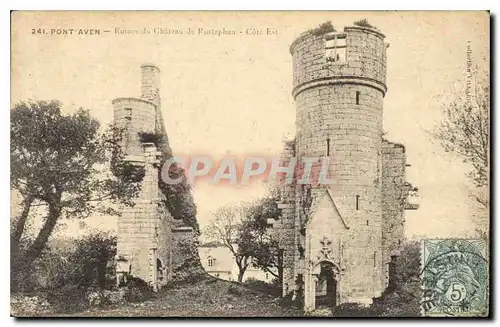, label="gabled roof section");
[306,188,349,229]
